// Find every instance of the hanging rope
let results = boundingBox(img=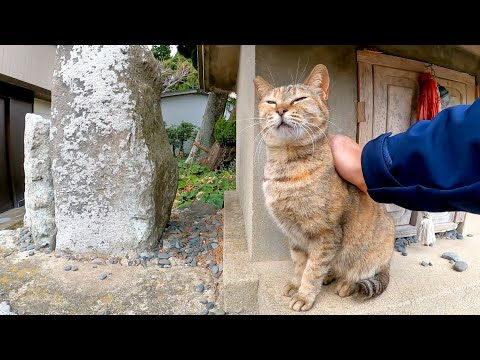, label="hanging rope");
[417,71,441,121]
